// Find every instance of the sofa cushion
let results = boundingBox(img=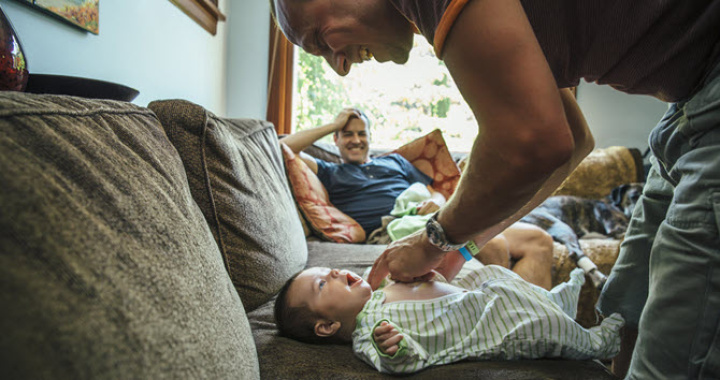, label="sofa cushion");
[0,93,259,379]
[281,143,366,243]
[248,241,616,379]
[148,100,307,311]
[382,129,461,199]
